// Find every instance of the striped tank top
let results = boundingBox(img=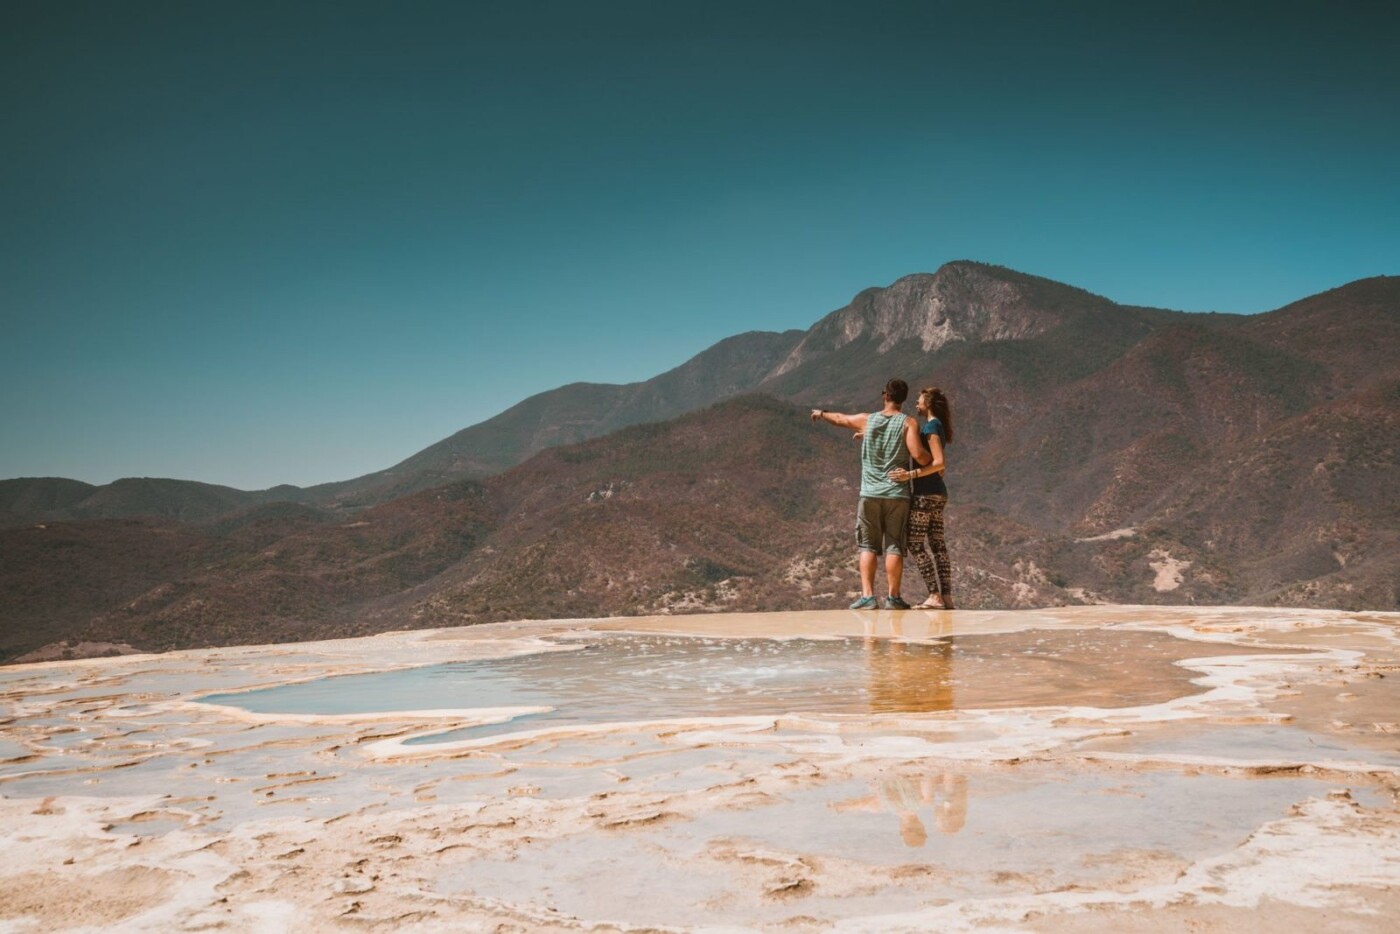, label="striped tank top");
[860,412,910,499]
